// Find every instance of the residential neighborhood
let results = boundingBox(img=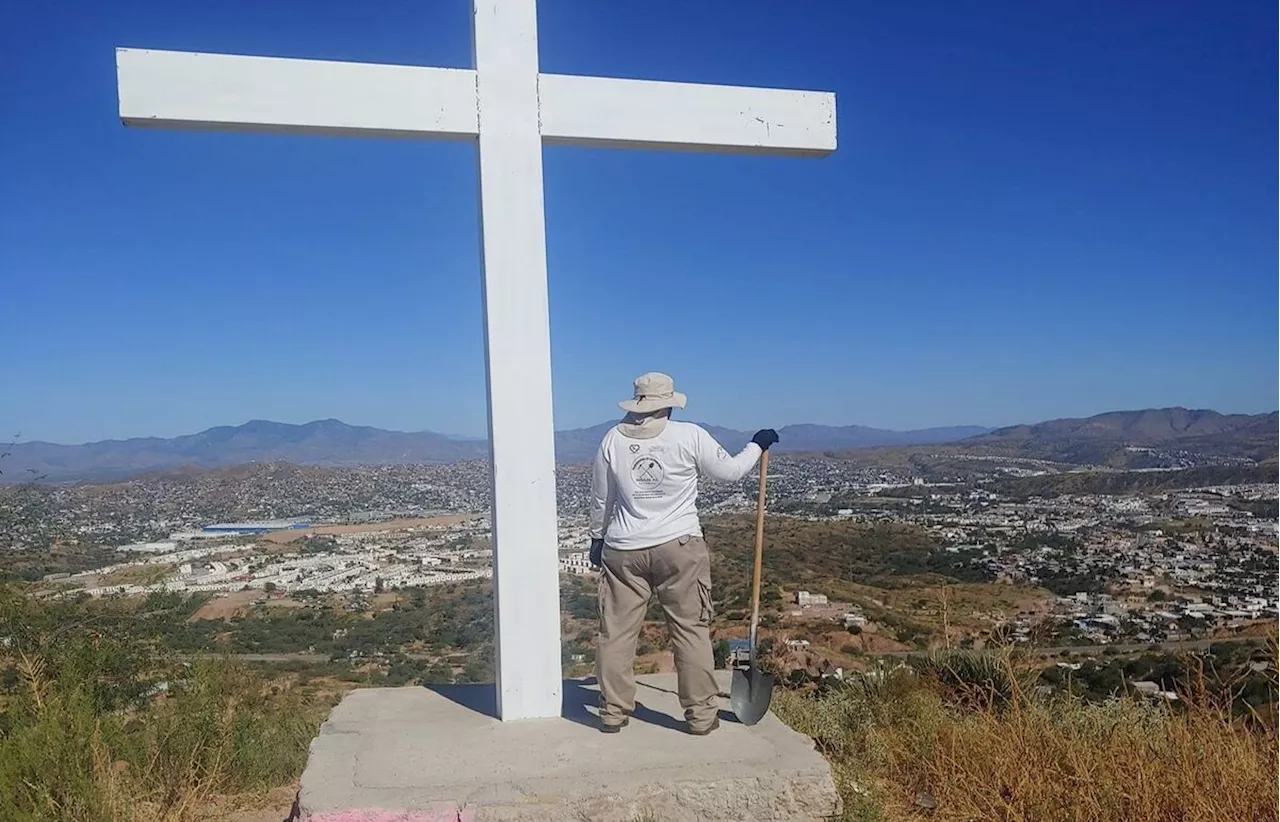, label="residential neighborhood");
[24,454,1274,654]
